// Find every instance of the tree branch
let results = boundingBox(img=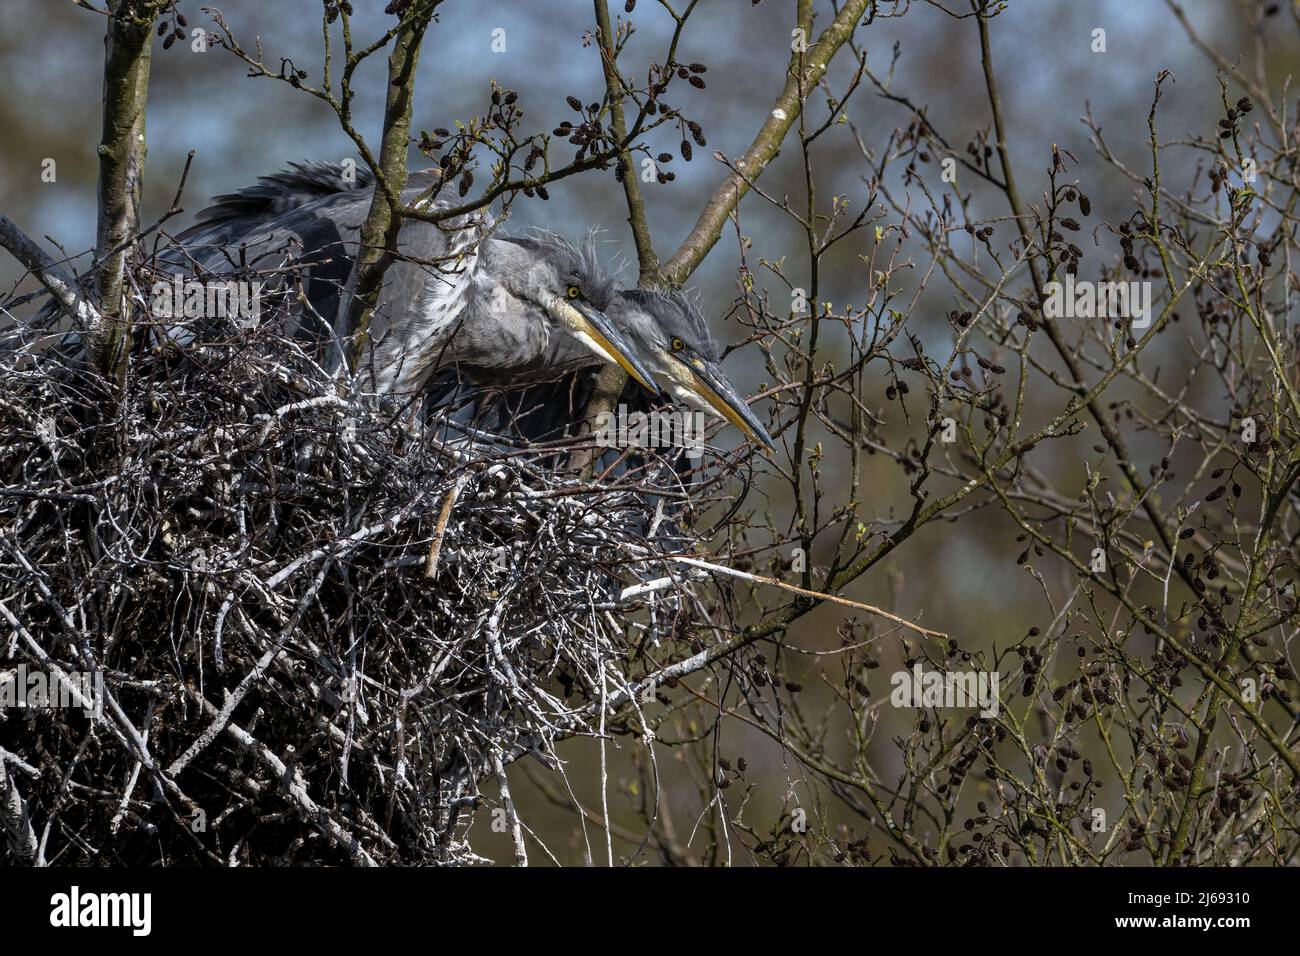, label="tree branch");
[94,0,168,378]
[0,213,105,332]
[660,0,869,284]
[335,1,442,372]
